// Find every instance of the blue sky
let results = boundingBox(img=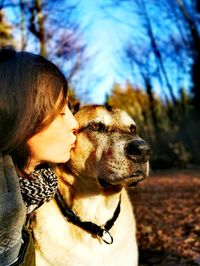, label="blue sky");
[3,0,191,104]
[4,0,132,103]
[71,0,134,103]
[68,0,191,103]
